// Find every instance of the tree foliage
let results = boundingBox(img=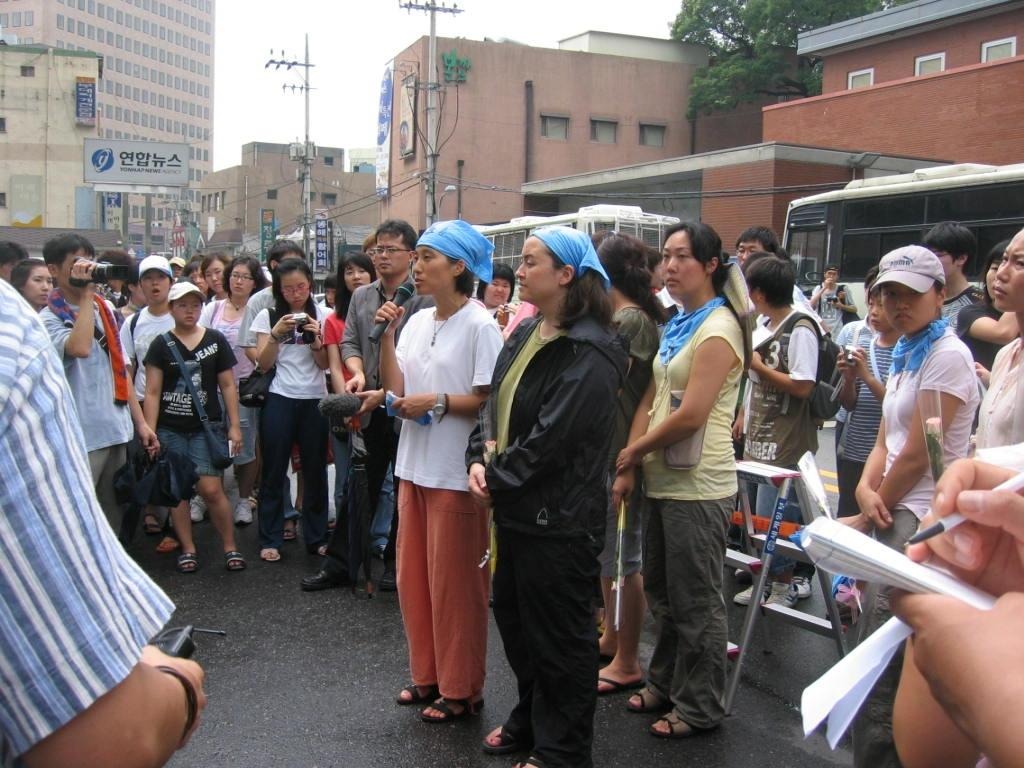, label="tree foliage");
[673,0,910,117]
